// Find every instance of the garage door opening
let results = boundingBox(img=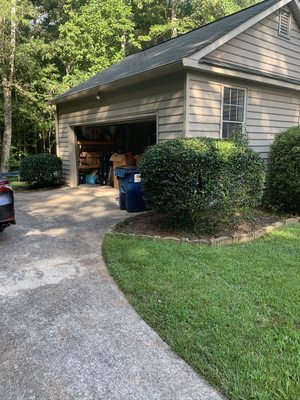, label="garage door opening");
[74,118,156,187]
